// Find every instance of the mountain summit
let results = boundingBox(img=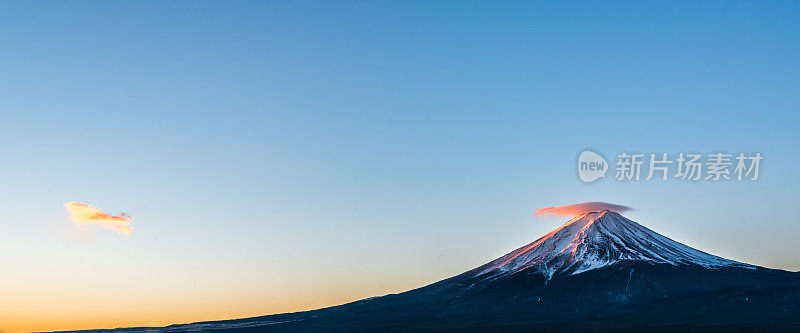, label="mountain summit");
[69,211,800,332]
[472,210,752,280]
